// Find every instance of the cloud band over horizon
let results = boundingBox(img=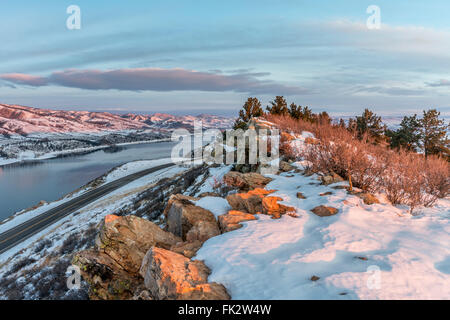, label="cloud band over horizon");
[0,68,309,95]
